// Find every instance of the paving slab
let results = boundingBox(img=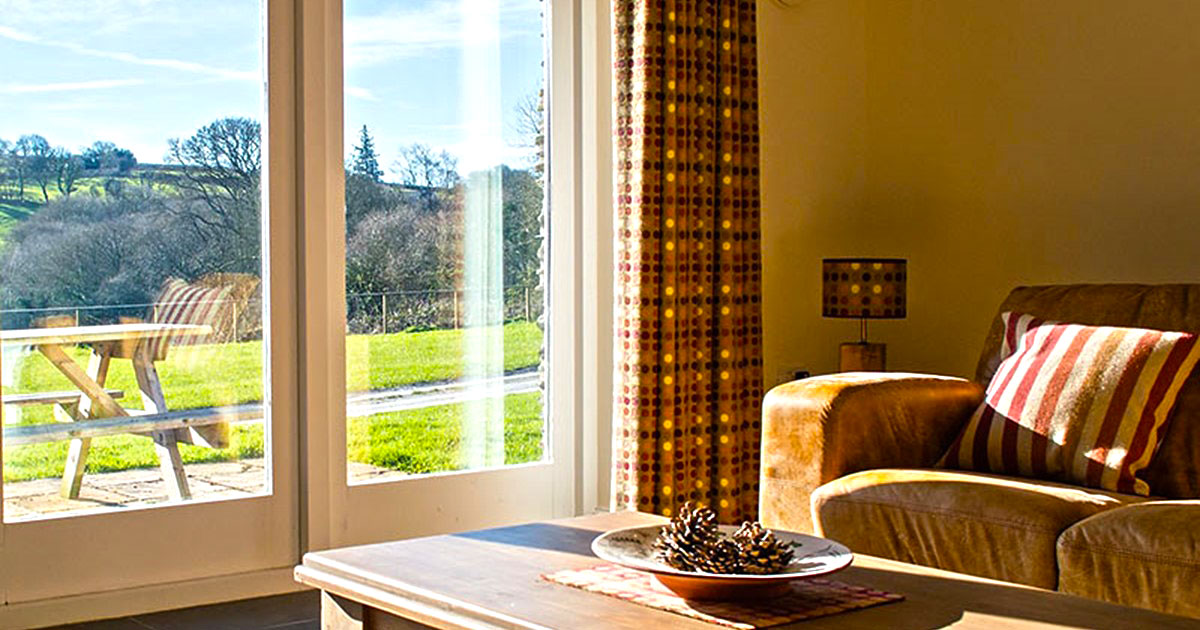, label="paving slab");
[10,485,133,515]
[3,476,62,498]
[5,457,394,520]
